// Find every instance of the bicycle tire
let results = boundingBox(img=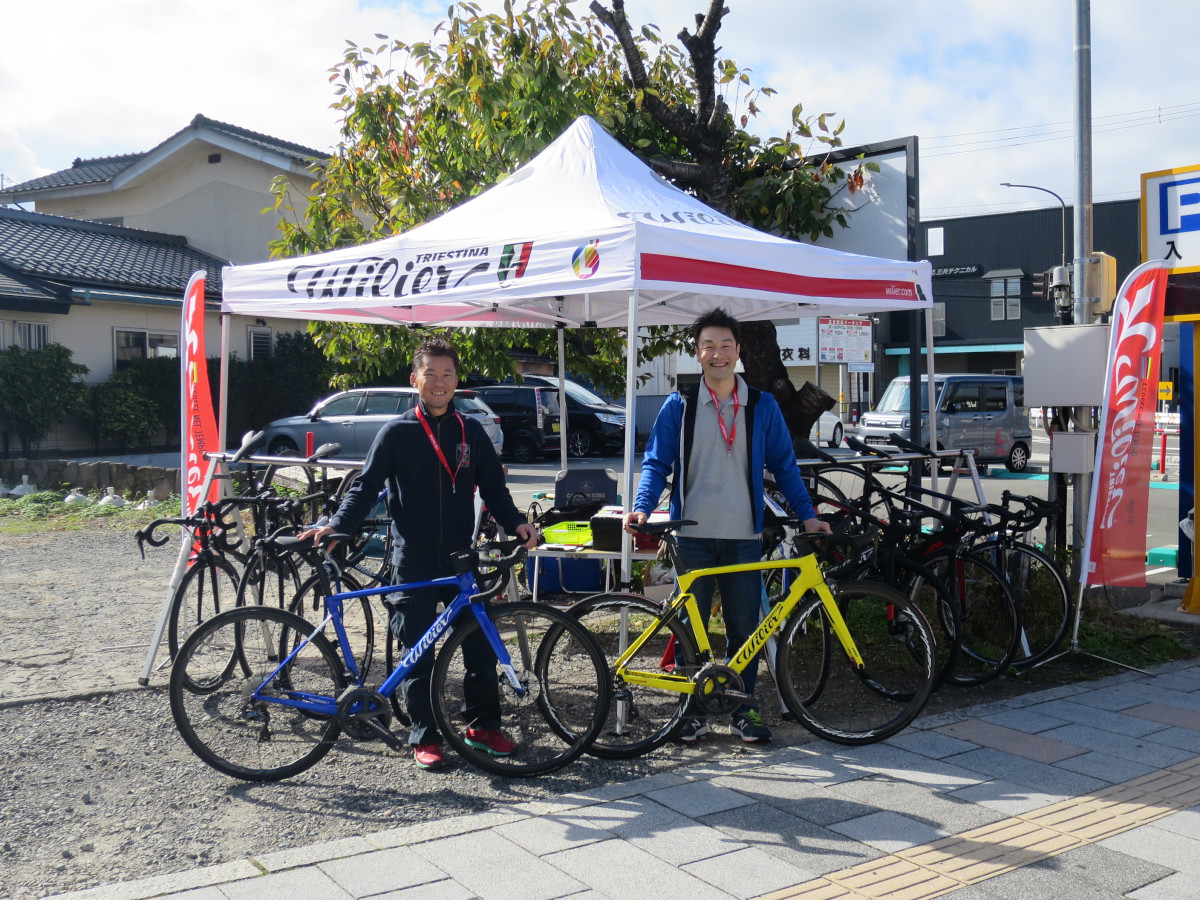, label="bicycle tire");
[167,552,241,661]
[921,548,1021,686]
[888,556,960,691]
[561,593,700,759]
[776,581,935,745]
[236,549,304,610]
[289,570,377,682]
[972,539,1070,668]
[430,601,610,777]
[169,605,347,782]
